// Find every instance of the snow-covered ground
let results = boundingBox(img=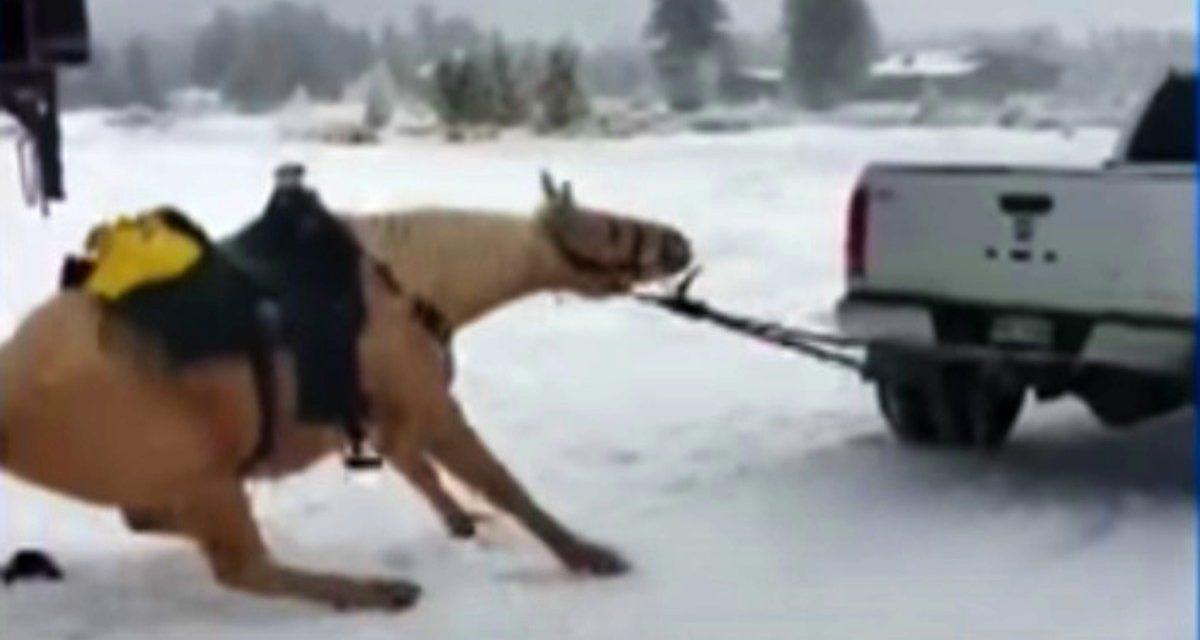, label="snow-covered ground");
[0,115,1193,639]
